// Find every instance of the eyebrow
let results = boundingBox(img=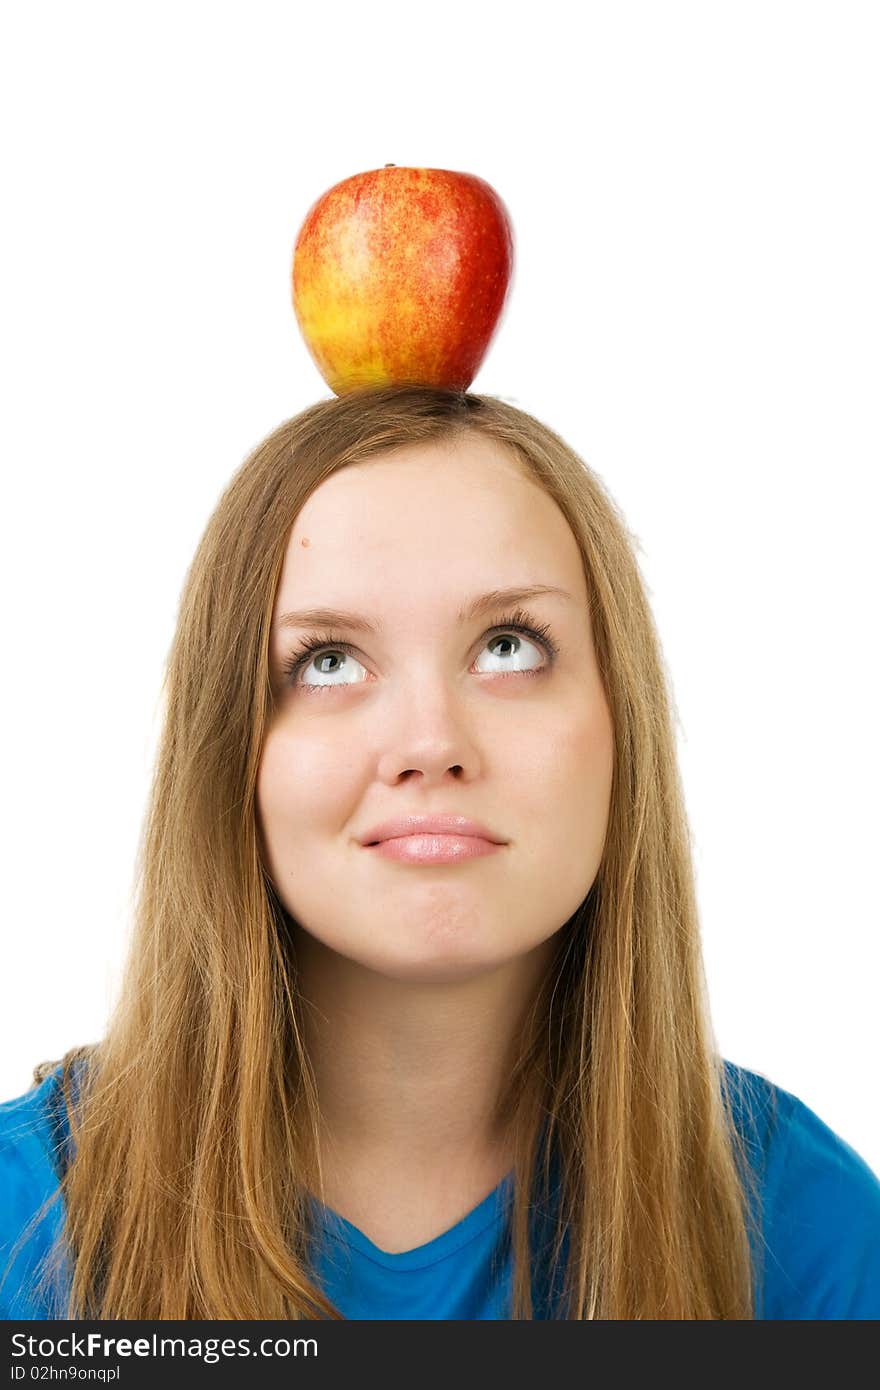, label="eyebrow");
[276,585,576,634]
